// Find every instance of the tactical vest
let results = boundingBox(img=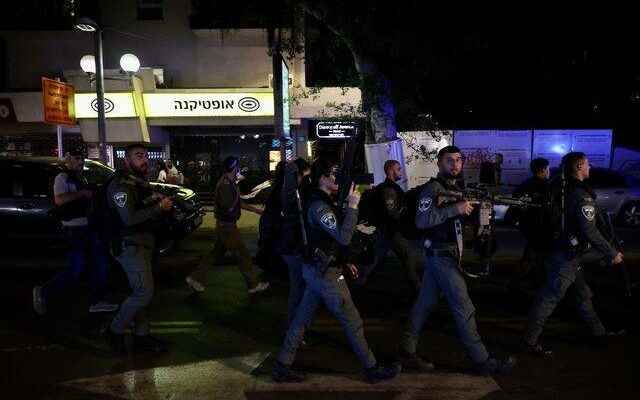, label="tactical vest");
[112,171,158,237]
[422,177,462,245]
[304,189,341,265]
